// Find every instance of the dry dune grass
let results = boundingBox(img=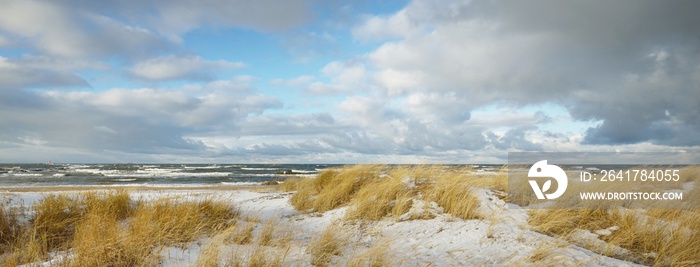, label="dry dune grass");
[286,165,485,221]
[423,172,483,220]
[678,164,700,183]
[345,174,413,221]
[0,202,24,255]
[307,224,345,267]
[258,219,293,247]
[526,165,700,265]
[195,216,294,267]
[516,241,572,266]
[529,208,700,266]
[346,240,392,267]
[0,190,240,266]
[286,164,699,266]
[311,165,383,212]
